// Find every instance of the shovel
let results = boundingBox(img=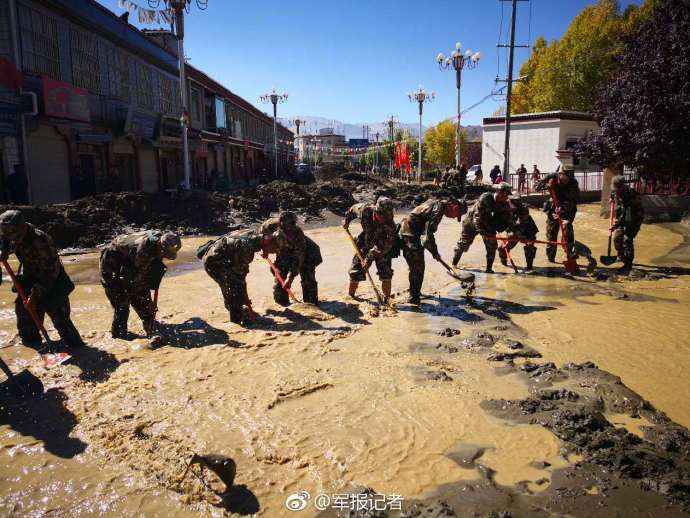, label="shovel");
[501,243,519,274]
[344,228,385,306]
[264,256,301,303]
[548,186,579,274]
[435,255,475,284]
[600,198,618,266]
[1,260,71,369]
